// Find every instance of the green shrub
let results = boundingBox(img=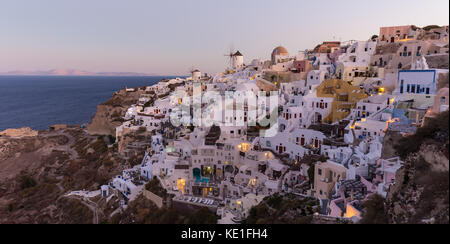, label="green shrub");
[395,111,449,159]
[18,174,37,190]
[360,194,388,224]
[185,208,218,224]
[145,177,168,198]
[308,163,315,184]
